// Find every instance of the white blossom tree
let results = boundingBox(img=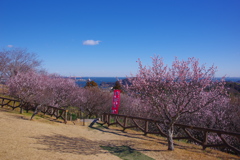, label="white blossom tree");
[0,48,41,80]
